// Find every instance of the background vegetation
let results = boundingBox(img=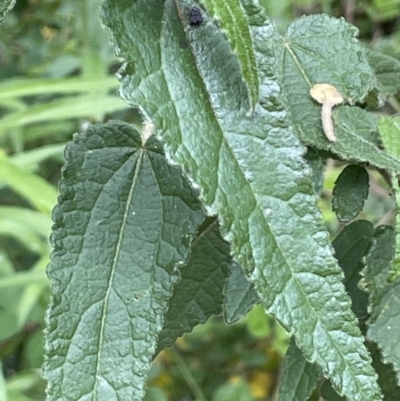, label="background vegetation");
[0,0,399,400]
